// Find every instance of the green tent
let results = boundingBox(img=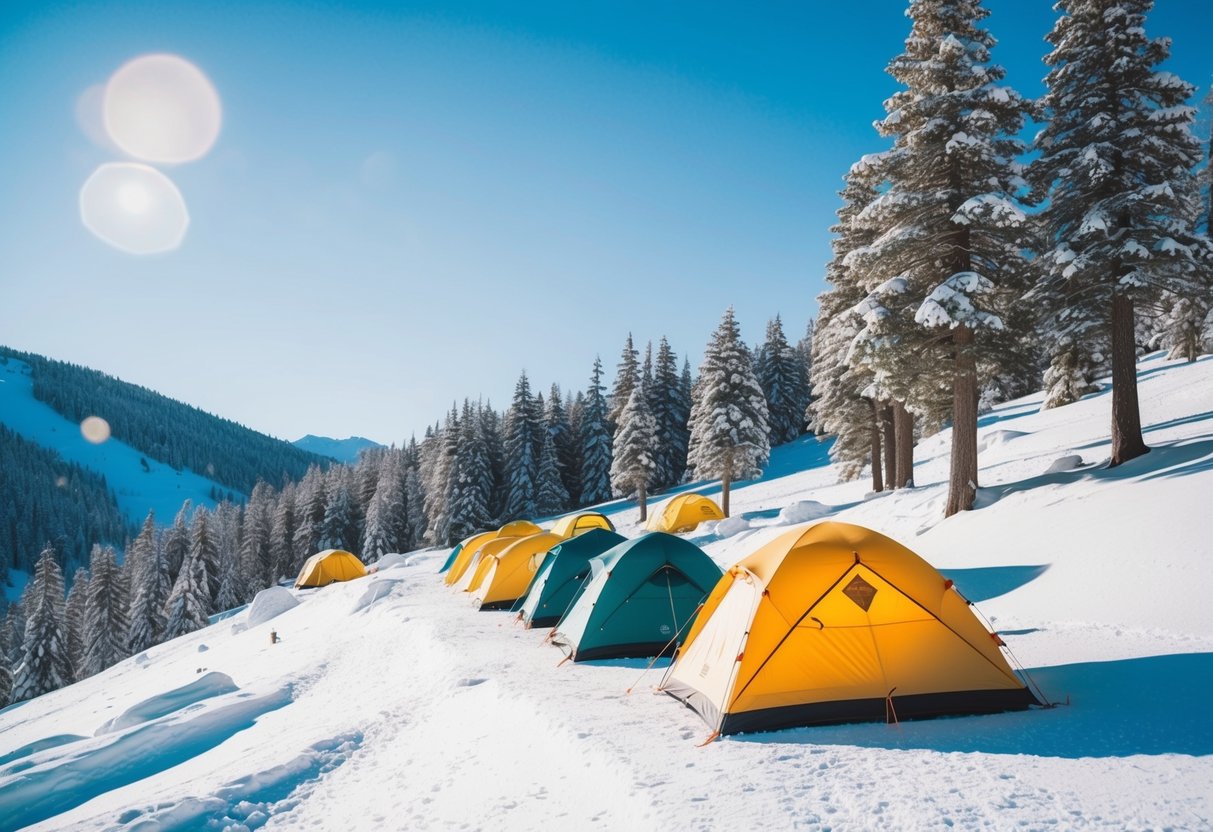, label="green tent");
[550,532,723,662]
[515,528,627,628]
